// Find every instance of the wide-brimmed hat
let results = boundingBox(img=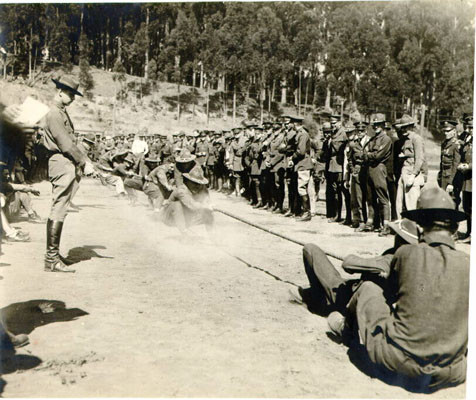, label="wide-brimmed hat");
[175,149,196,163]
[52,75,83,97]
[330,114,341,122]
[387,219,419,245]
[82,133,96,144]
[370,117,386,126]
[111,149,130,162]
[322,122,333,132]
[124,154,135,164]
[183,165,209,185]
[393,114,416,129]
[144,158,160,164]
[402,187,466,224]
